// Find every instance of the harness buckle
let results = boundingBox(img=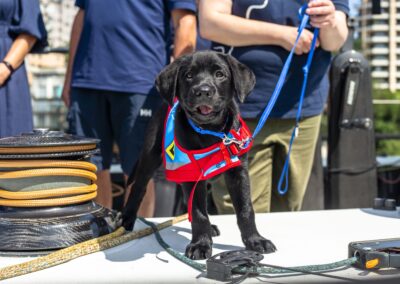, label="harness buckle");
[223,136,251,157]
[223,135,239,146]
[222,135,249,149]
